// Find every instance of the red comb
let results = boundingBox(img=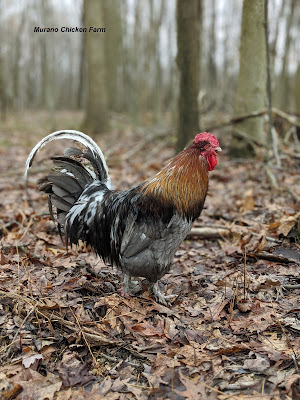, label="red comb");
[194,132,219,147]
